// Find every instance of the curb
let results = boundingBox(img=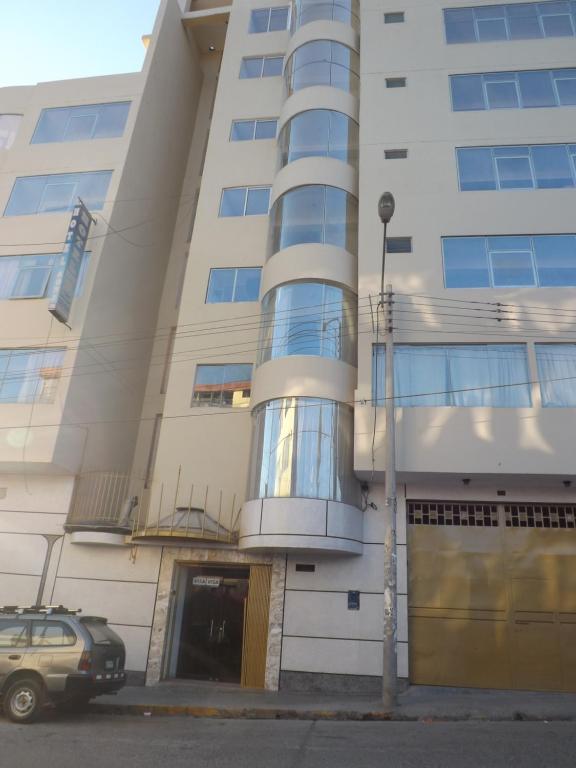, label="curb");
[89,703,576,722]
